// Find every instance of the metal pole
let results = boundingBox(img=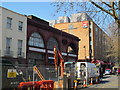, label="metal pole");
[33,66,35,90]
[86,67,88,85]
